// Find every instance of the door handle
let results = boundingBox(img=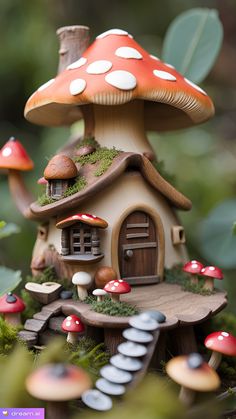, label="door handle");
[124,249,133,260]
